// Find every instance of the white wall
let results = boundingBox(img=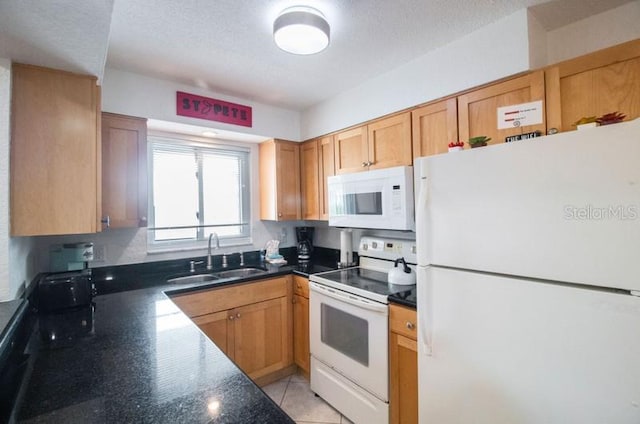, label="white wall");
[546,1,640,64]
[102,68,302,141]
[0,58,38,301]
[34,141,301,270]
[300,9,532,140]
[0,59,10,299]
